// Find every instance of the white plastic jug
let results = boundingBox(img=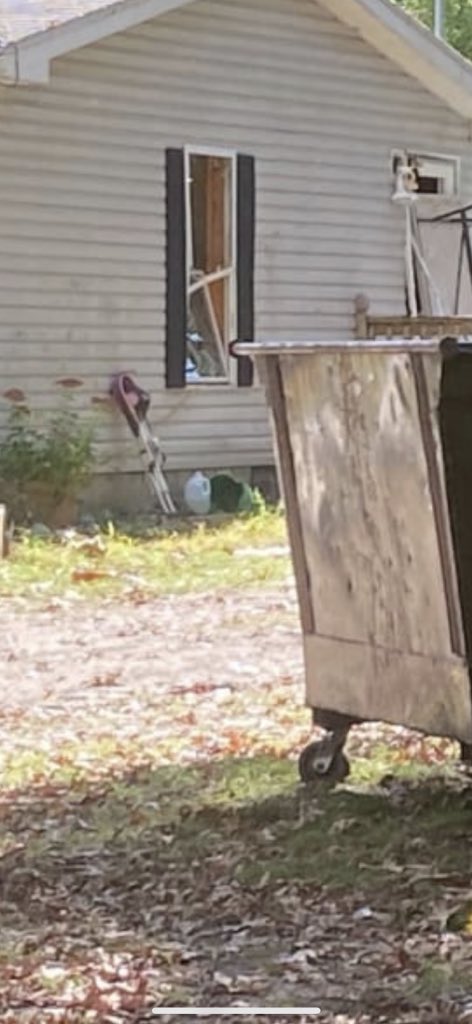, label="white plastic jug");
[184,471,211,516]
